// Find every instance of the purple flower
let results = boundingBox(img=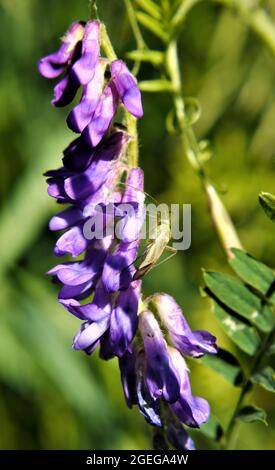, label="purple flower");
[108,280,141,357]
[62,137,94,171]
[139,311,181,403]
[102,168,145,293]
[70,20,100,86]
[38,21,85,79]
[51,73,80,107]
[67,62,104,133]
[168,348,210,428]
[153,293,217,357]
[64,130,128,201]
[83,81,119,148]
[111,60,143,118]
